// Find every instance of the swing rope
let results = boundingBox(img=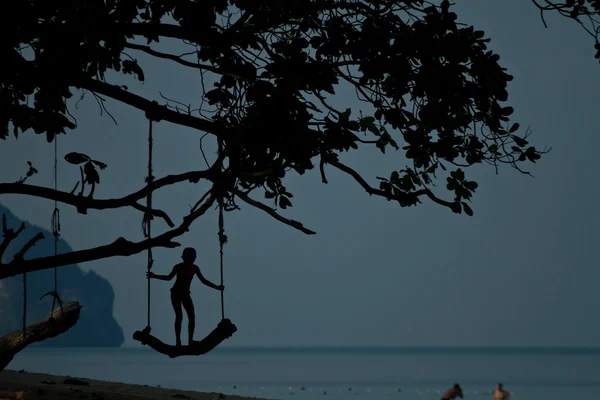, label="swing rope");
[218,199,226,320]
[23,136,63,340]
[216,138,228,321]
[143,118,154,331]
[22,270,26,339]
[50,133,63,315]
